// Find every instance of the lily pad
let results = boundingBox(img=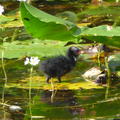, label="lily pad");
[81,25,120,48]
[0,39,68,59]
[7,76,102,90]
